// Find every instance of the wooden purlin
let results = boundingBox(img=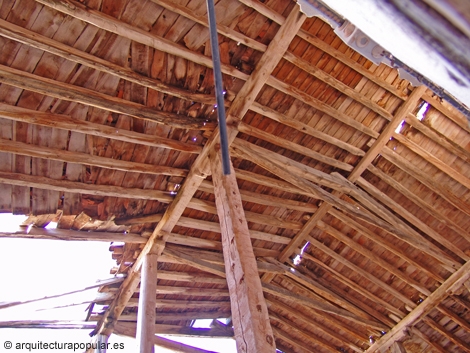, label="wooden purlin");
[294,257,399,328]
[0,138,188,177]
[0,171,173,202]
[366,163,470,244]
[266,297,367,352]
[0,105,202,153]
[238,0,408,99]
[393,132,470,190]
[91,3,306,337]
[0,227,146,243]
[231,137,460,272]
[356,176,469,261]
[0,1,468,352]
[267,258,393,327]
[0,18,216,105]
[410,327,449,353]
[422,317,470,353]
[379,146,470,217]
[328,208,445,283]
[0,65,214,131]
[270,313,340,353]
